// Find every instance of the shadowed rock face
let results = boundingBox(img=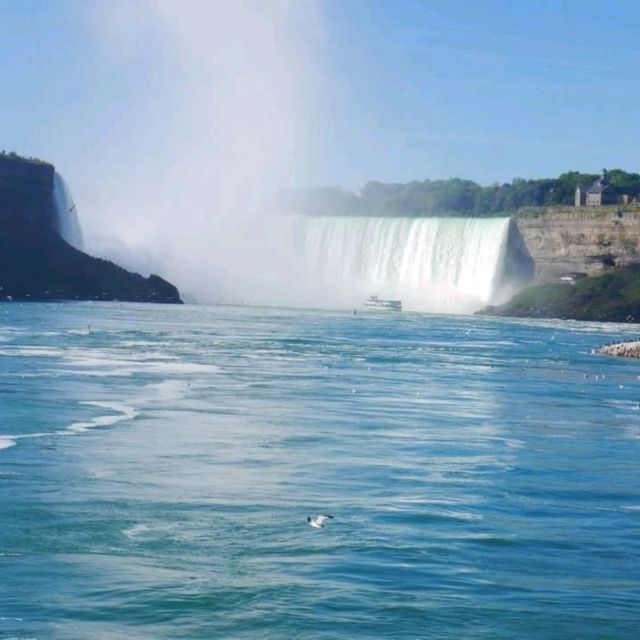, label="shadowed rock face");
[495,220,535,296]
[0,155,182,304]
